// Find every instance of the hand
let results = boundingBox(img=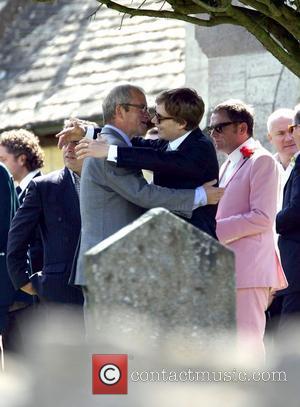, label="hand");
[56,123,86,149]
[20,282,37,296]
[75,137,109,160]
[203,179,225,205]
